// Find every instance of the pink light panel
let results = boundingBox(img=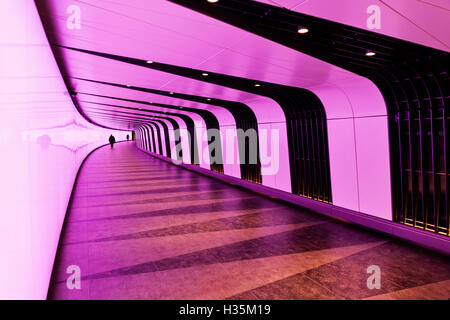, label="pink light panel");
[0,0,128,299]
